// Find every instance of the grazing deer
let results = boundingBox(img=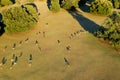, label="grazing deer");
[4,45,7,49]
[19,41,22,46]
[19,52,23,57]
[66,46,71,51]
[76,30,80,34]
[64,57,70,65]
[36,32,38,35]
[29,54,32,61]
[2,57,7,65]
[11,54,15,62]
[14,56,18,64]
[12,43,16,50]
[25,38,29,43]
[46,23,48,25]
[38,46,41,51]
[28,54,32,67]
[10,61,15,70]
[57,40,61,44]
[3,45,7,51]
[35,40,38,45]
[74,32,76,36]
[43,31,45,38]
[11,60,15,66]
[71,34,74,37]
[80,30,84,32]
